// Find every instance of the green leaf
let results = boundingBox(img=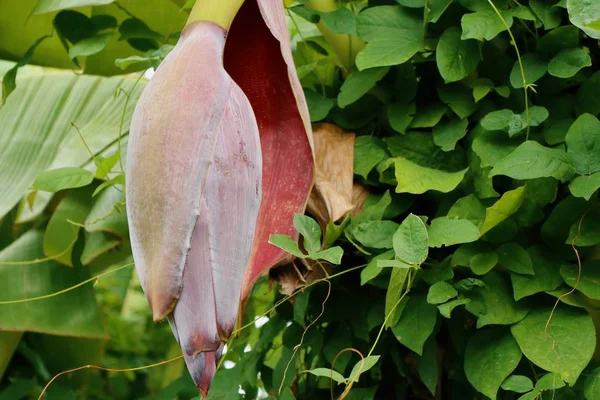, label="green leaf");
[502,375,534,393]
[392,294,437,355]
[584,367,600,400]
[481,186,525,235]
[530,0,562,29]
[438,83,477,119]
[355,6,424,70]
[470,252,498,275]
[361,250,394,285]
[565,113,600,175]
[567,208,600,246]
[385,267,409,327]
[304,89,334,122]
[347,355,380,383]
[353,220,399,249]
[417,338,438,395]
[394,157,468,194]
[466,271,528,328]
[569,172,600,200]
[311,247,344,264]
[0,67,144,219]
[293,214,322,254]
[438,298,470,318]
[490,141,575,182]
[448,194,486,229]
[481,107,549,137]
[510,246,563,300]
[409,102,447,128]
[548,48,592,78]
[354,136,387,179]
[472,130,520,168]
[535,373,565,391]
[393,214,428,265]
[436,27,480,83]
[427,217,480,248]
[433,118,468,151]
[509,54,548,88]
[338,66,389,108]
[567,0,600,39]
[268,234,306,259]
[1,35,50,107]
[427,281,458,304]
[32,0,115,14]
[511,306,595,385]
[68,33,112,59]
[388,102,416,134]
[43,186,93,266]
[496,242,534,275]
[461,10,513,41]
[464,329,522,400]
[118,18,162,41]
[84,185,127,238]
[560,261,600,300]
[0,230,106,337]
[306,368,346,384]
[318,8,357,35]
[31,167,94,193]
